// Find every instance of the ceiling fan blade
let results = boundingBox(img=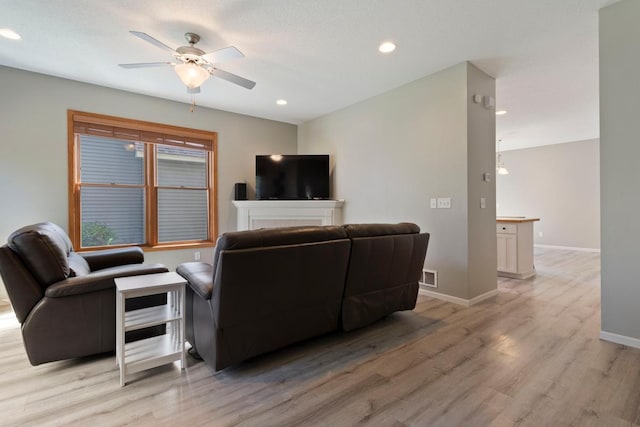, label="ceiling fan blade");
[201,46,244,64]
[119,62,174,68]
[209,68,256,90]
[129,31,175,53]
